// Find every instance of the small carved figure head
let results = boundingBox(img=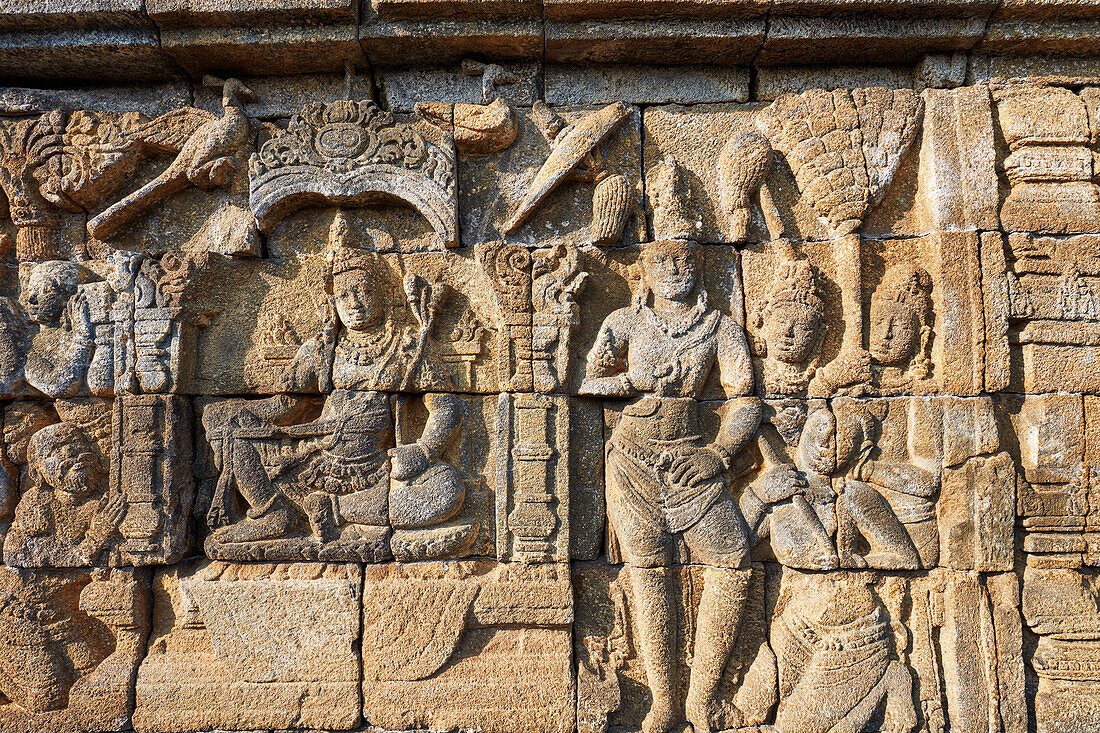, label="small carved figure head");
[21,261,88,326]
[639,239,699,304]
[869,264,933,368]
[757,258,824,365]
[797,407,837,477]
[332,251,390,332]
[27,423,104,498]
